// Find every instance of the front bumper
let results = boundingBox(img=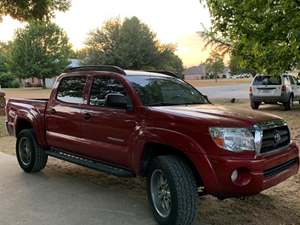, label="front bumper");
[206,143,299,199]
